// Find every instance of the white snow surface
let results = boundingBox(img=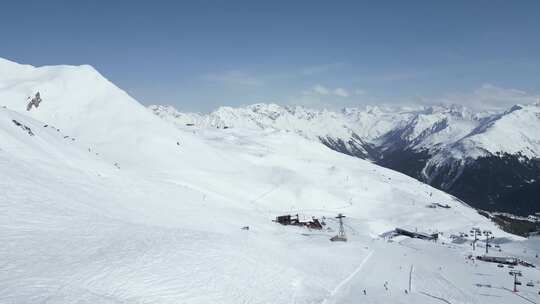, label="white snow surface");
[2,58,540,303]
[151,101,540,161]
